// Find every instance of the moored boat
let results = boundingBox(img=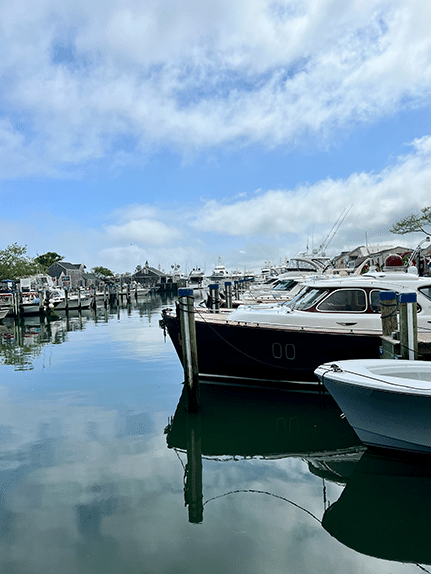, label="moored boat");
[0,292,14,319]
[315,358,431,453]
[161,271,431,387]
